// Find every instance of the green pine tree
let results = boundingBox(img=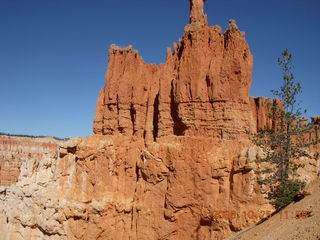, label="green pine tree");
[252,49,318,209]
